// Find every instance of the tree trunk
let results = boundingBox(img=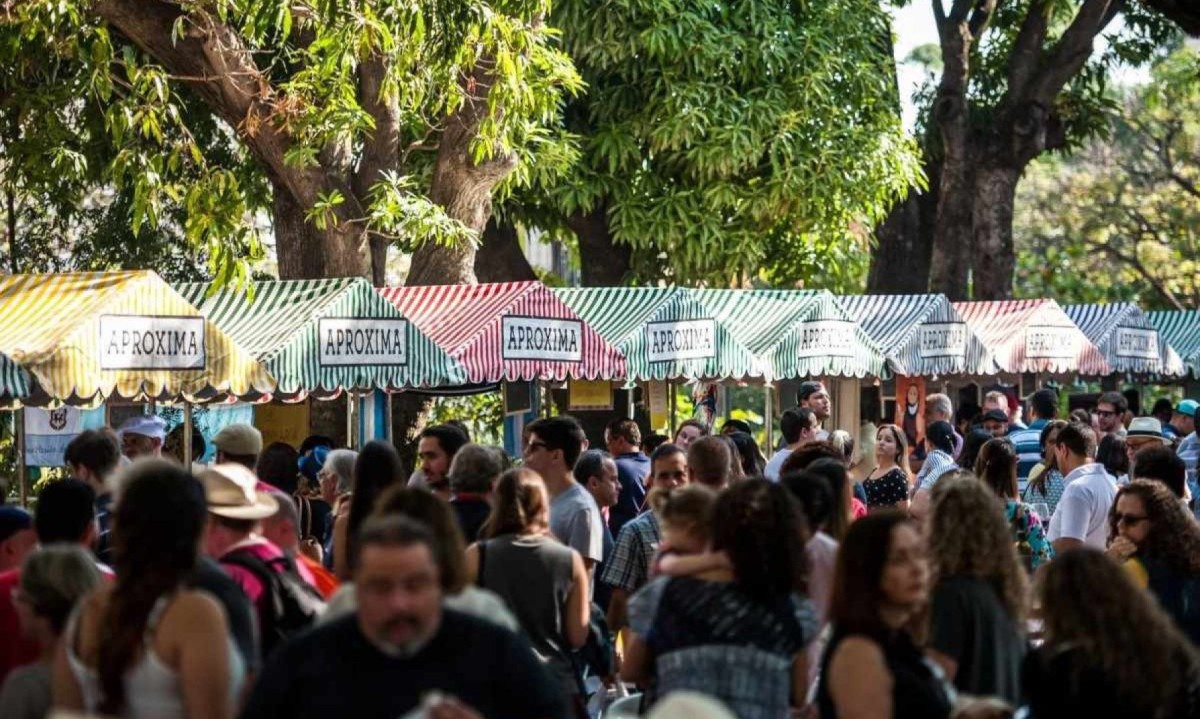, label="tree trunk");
[868,166,940,294]
[568,204,630,286]
[475,215,537,282]
[970,160,1021,300]
[273,190,369,280]
[390,393,434,474]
